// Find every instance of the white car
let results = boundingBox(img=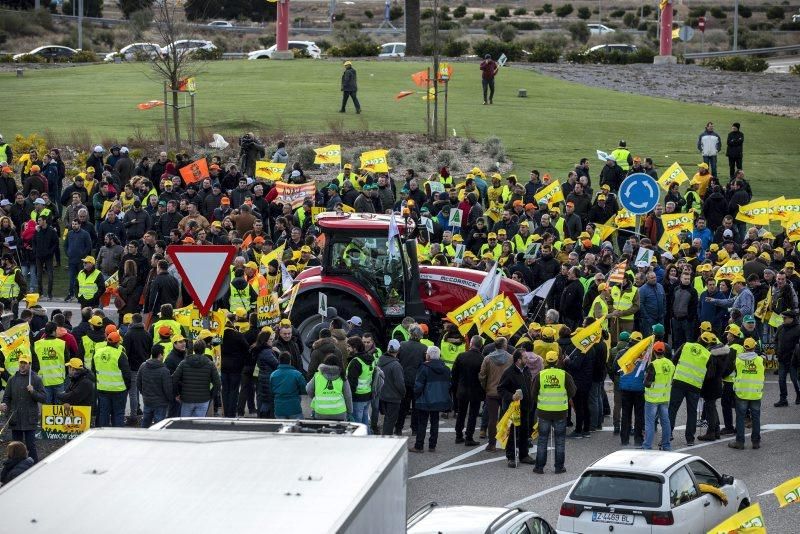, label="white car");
[161,39,217,58]
[247,41,321,59]
[408,503,556,534]
[557,451,750,533]
[104,42,161,62]
[379,42,406,58]
[13,45,77,62]
[587,23,614,35]
[207,20,233,28]
[587,43,639,54]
